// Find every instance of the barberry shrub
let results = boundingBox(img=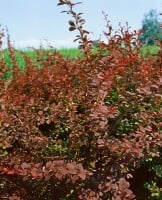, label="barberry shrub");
[0,1,161,199]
